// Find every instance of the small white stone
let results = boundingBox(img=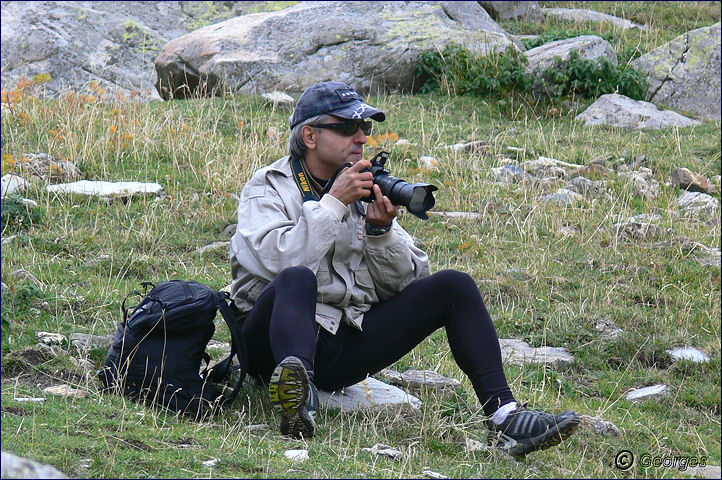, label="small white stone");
[35,332,67,346]
[202,458,219,467]
[625,384,670,401]
[284,449,309,462]
[43,384,88,399]
[667,346,710,363]
[363,444,403,460]
[14,397,45,402]
[422,469,449,479]
[418,156,439,170]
